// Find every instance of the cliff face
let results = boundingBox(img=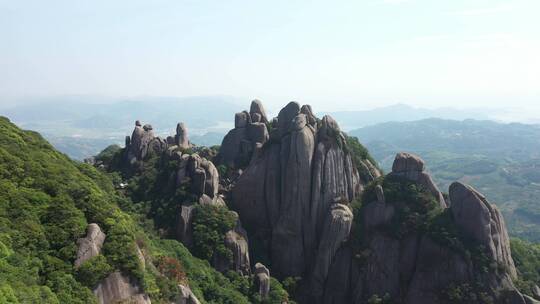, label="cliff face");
[225,101,372,279]
[218,101,535,304]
